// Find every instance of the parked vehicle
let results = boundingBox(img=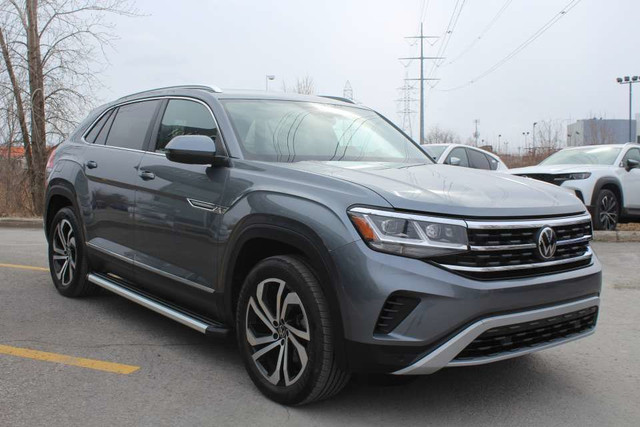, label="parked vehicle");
[510,144,640,230]
[44,86,601,405]
[420,143,508,171]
